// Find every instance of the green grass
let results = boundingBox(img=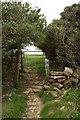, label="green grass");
[40,98,79,119]
[40,101,70,118]
[23,54,45,76]
[2,71,27,119]
[49,84,58,91]
[40,86,80,119]
[63,88,80,103]
[2,93,27,119]
[39,89,54,103]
